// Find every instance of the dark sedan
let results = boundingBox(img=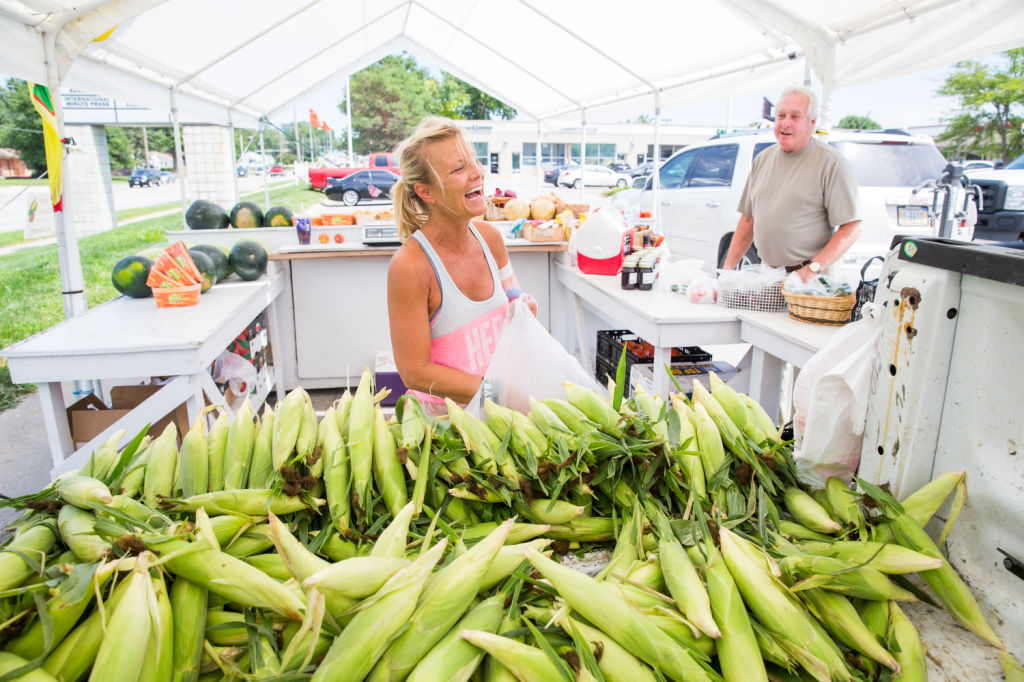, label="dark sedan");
[543,163,577,185]
[325,169,399,206]
[128,168,163,187]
